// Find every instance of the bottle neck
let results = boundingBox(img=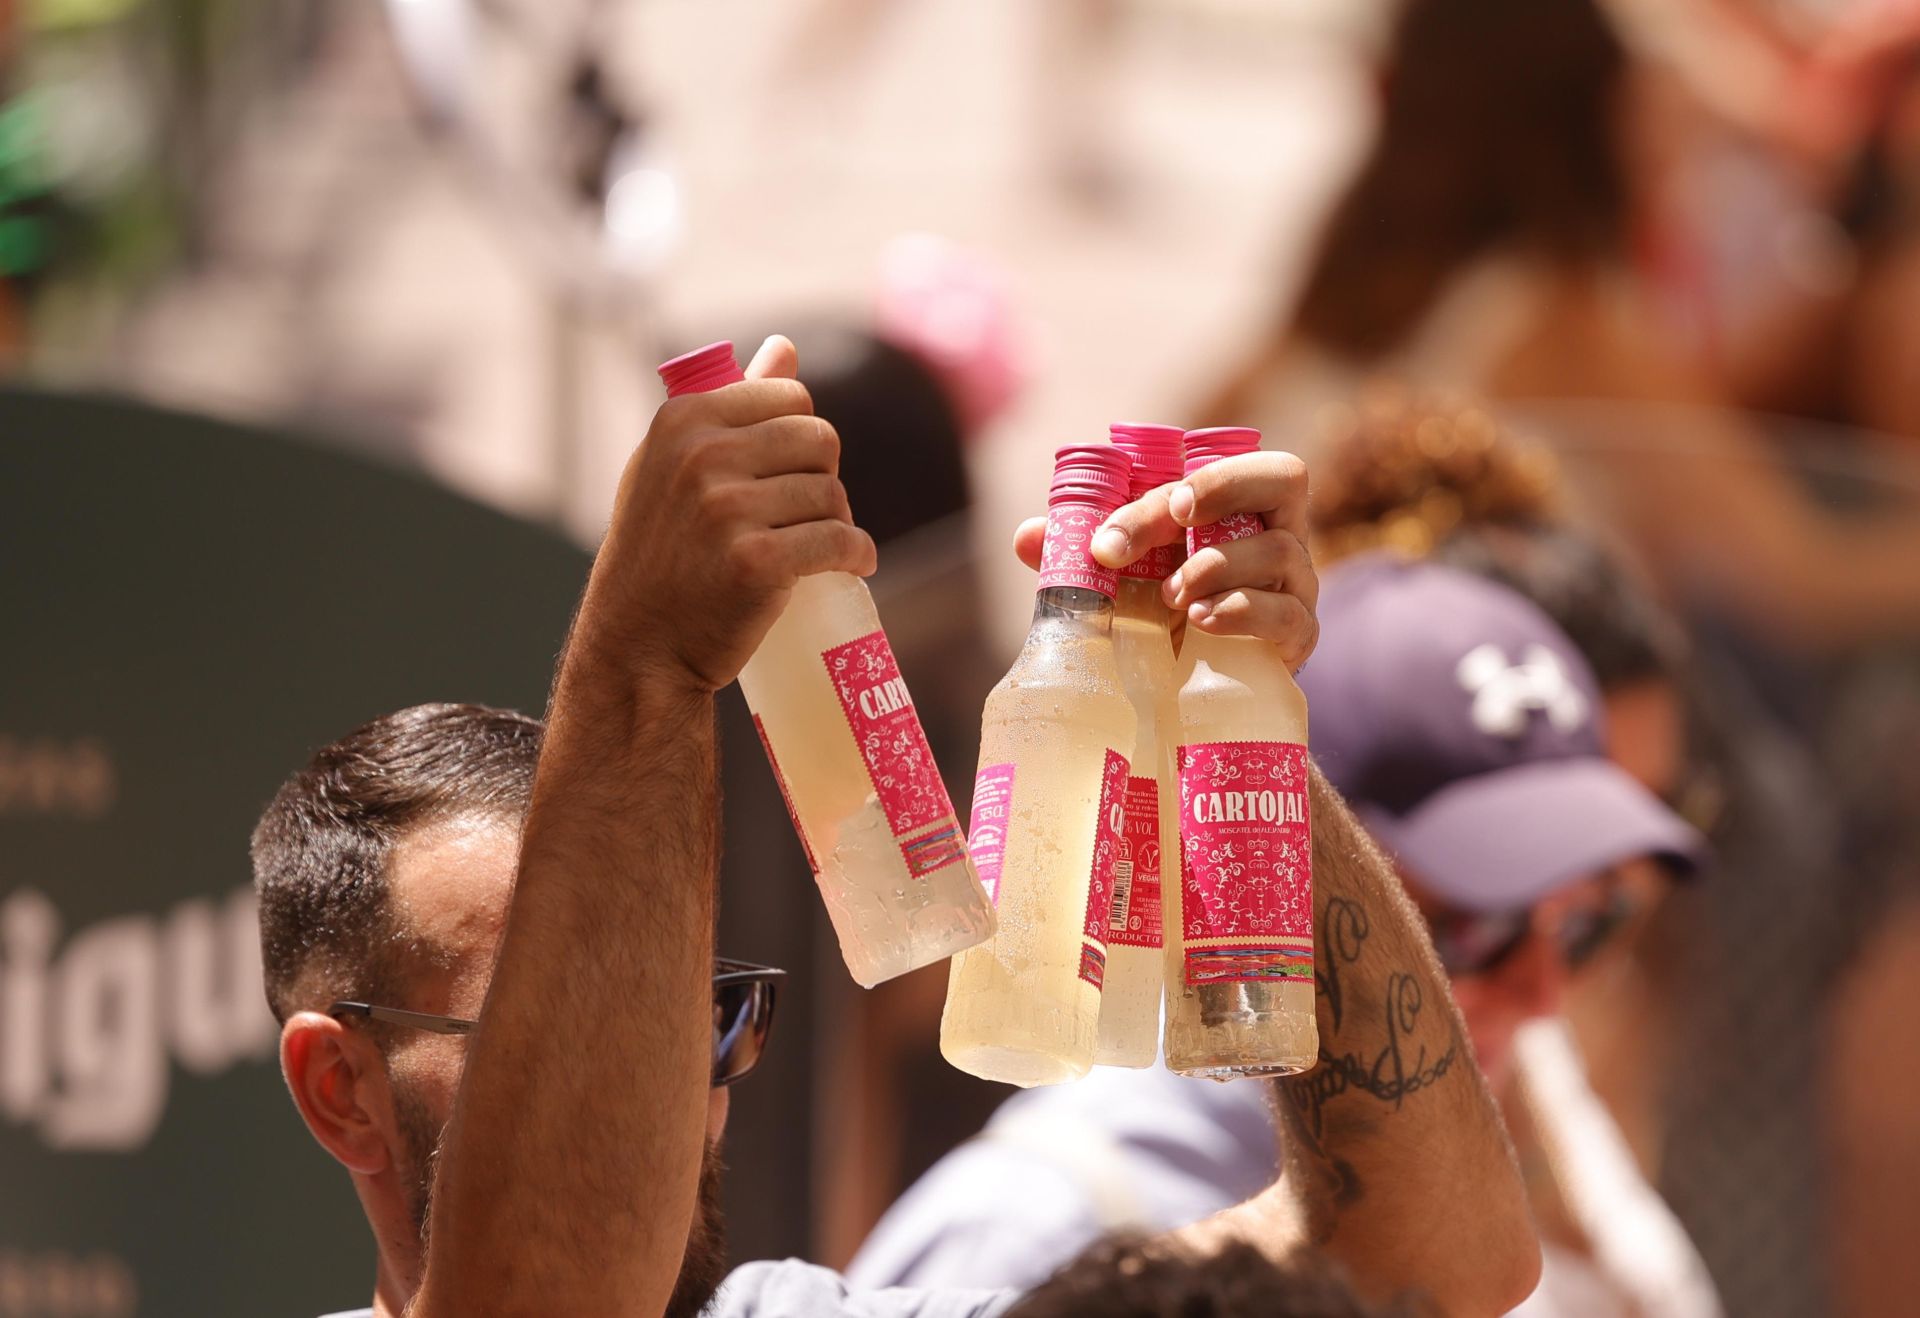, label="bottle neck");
[1030,586,1115,632]
[1037,498,1122,599]
[1179,622,1307,721]
[1113,576,1170,630]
